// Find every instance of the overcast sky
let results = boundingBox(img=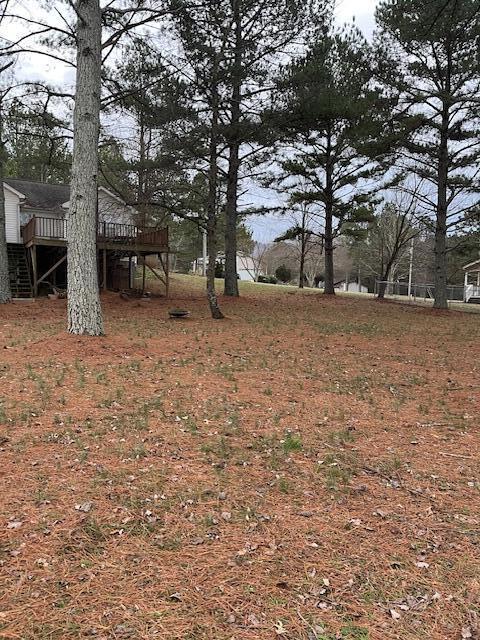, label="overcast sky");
[2,0,380,242]
[249,0,380,242]
[335,0,378,34]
